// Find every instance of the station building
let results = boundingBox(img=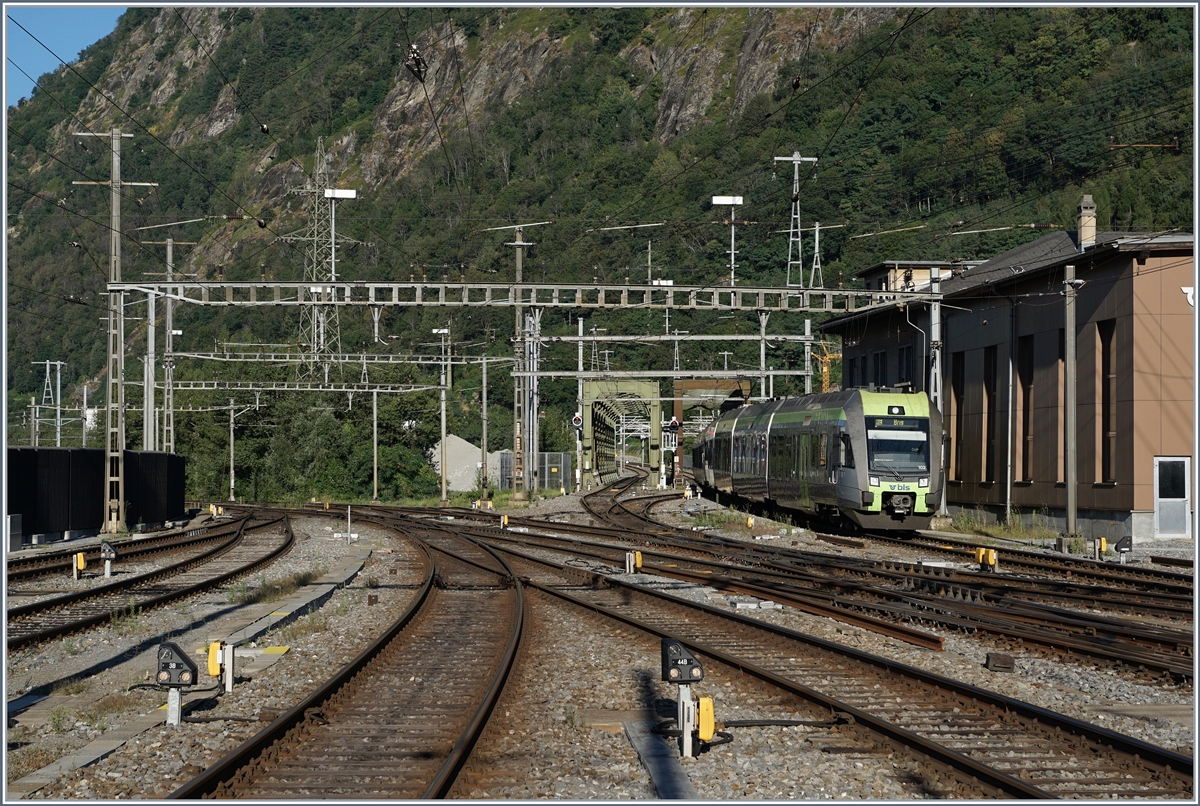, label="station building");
[821,196,1195,542]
